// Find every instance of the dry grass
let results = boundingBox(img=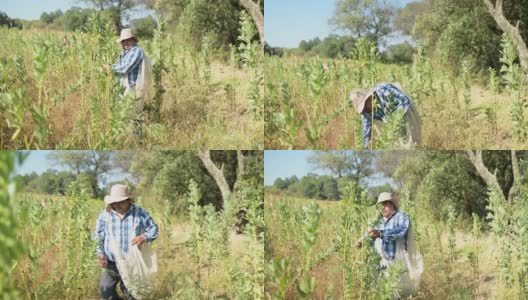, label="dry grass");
[265,55,523,150]
[265,192,507,299]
